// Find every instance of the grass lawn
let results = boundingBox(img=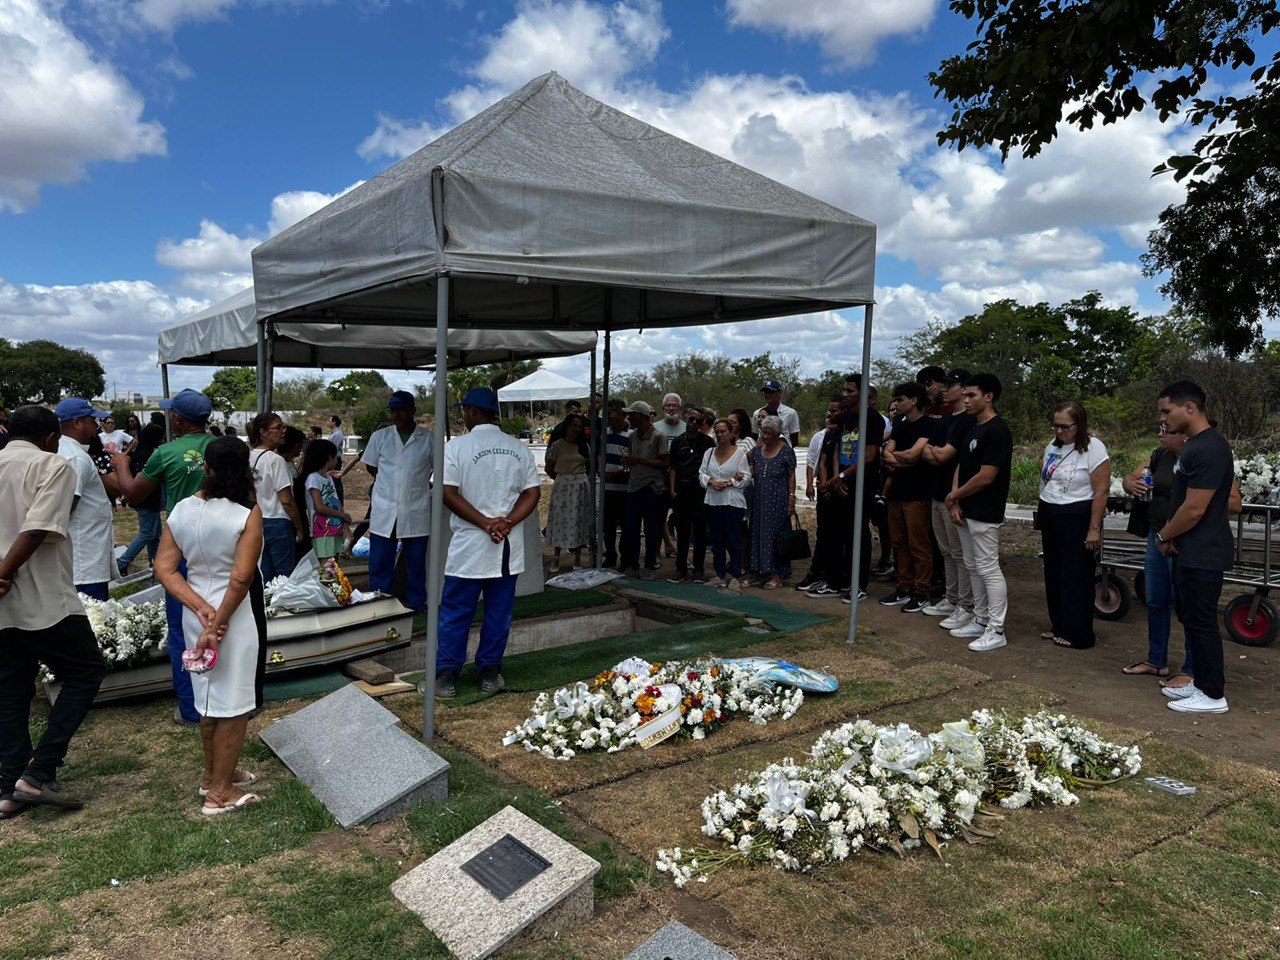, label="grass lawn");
[3,618,1279,959]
